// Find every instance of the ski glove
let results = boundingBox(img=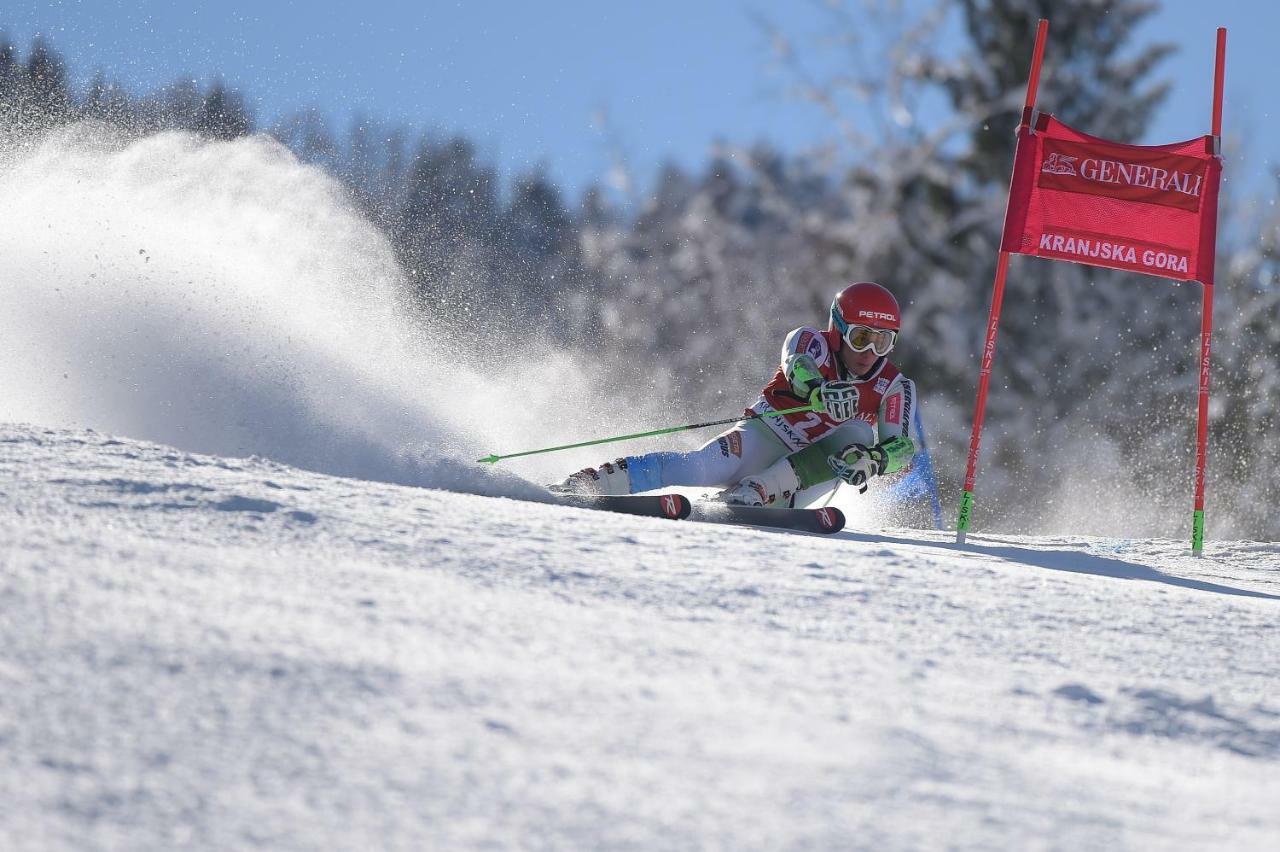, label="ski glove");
[809,380,859,422]
[827,442,887,493]
[783,352,825,399]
